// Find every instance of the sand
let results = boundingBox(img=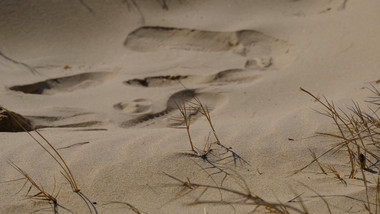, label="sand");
[1,0,380,213]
